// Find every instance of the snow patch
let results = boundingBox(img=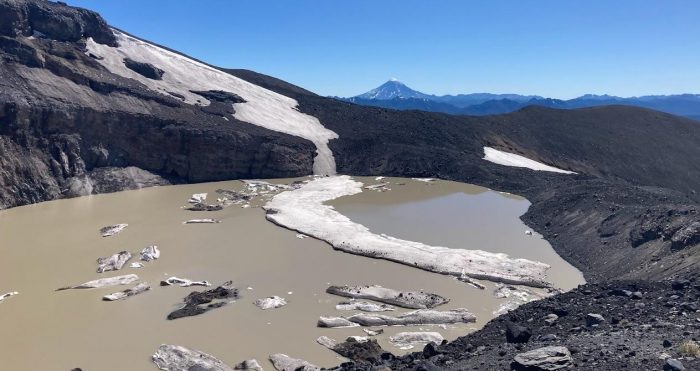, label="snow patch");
[264,176,551,287]
[483,147,576,174]
[86,31,338,175]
